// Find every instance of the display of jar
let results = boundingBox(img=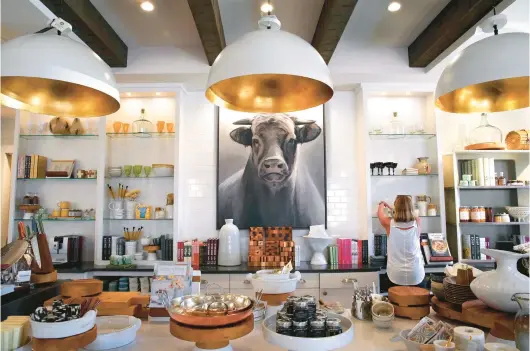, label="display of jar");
[467,113,503,147]
[302,295,316,319]
[471,207,481,223]
[459,206,470,222]
[154,207,165,219]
